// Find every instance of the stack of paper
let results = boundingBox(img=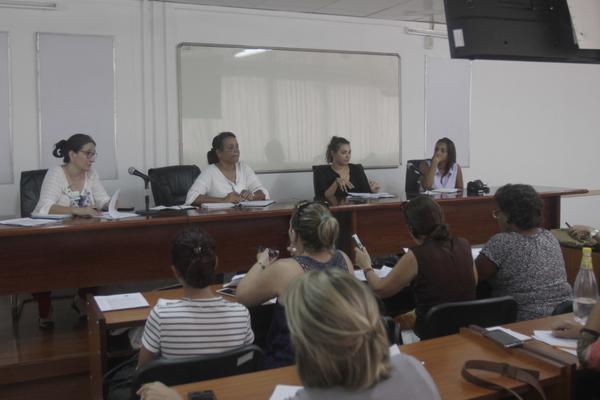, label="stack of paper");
[150,205,196,211]
[347,192,395,199]
[101,189,139,220]
[240,200,275,207]
[0,217,61,227]
[201,203,236,210]
[532,330,578,355]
